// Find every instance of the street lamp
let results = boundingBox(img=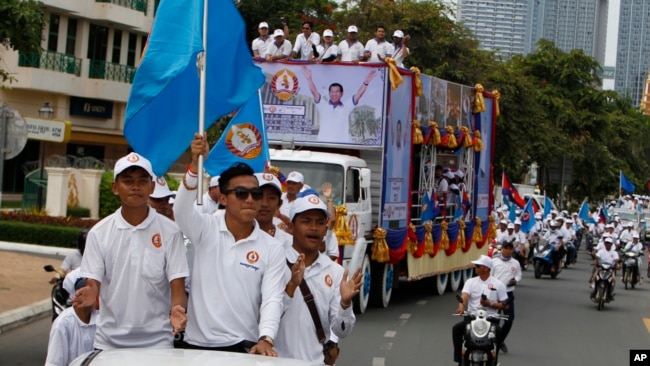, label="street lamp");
[36,102,54,212]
